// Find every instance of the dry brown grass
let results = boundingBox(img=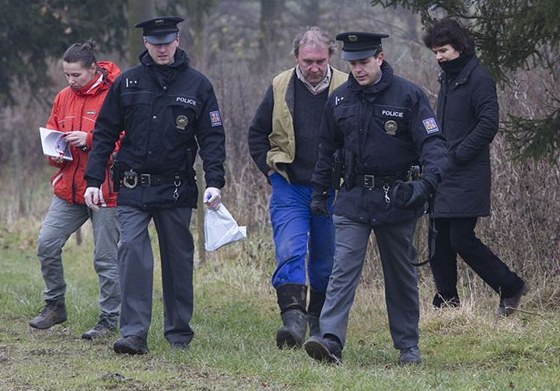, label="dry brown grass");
[1,4,558,311]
